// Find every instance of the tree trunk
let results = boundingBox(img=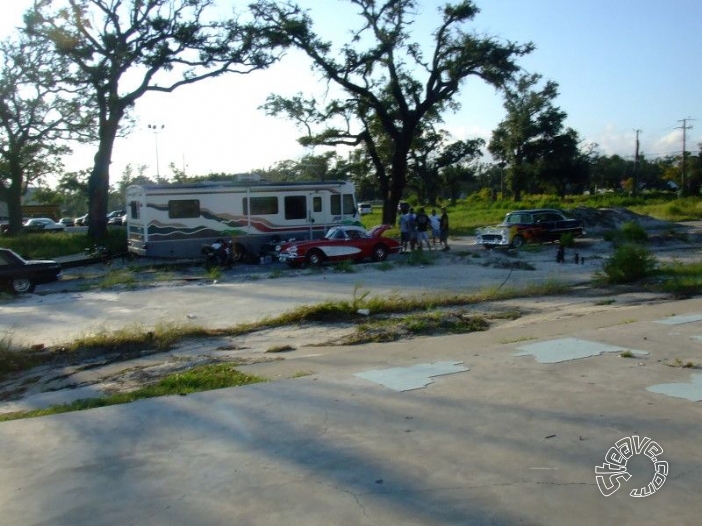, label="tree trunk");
[2,156,25,236]
[87,113,121,243]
